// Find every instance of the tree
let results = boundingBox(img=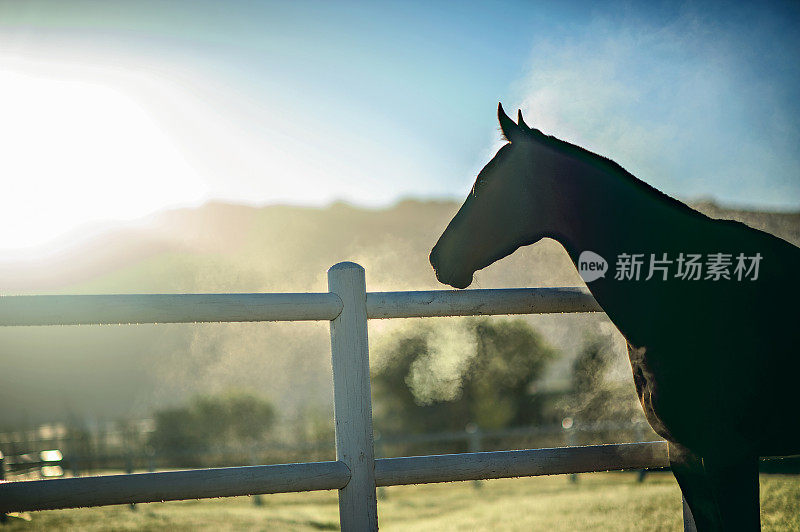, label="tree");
[150,390,276,464]
[568,336,644,424]
[372,317,556,435]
